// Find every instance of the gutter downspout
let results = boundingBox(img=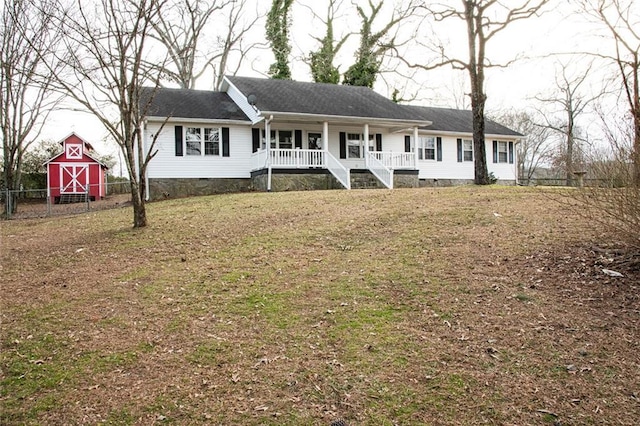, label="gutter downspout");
[323,121,329,167]
[363,123,369,169]
[266,115,273,192]
[142,120,150,201]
